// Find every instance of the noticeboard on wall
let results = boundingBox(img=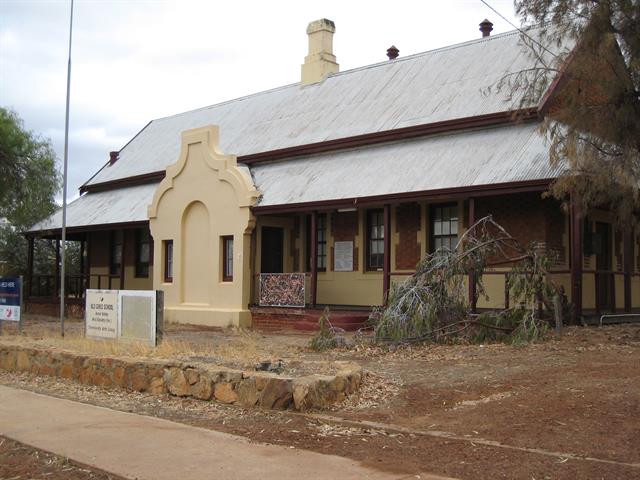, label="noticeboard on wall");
[259,273,305,308]
[334,241,353,272]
